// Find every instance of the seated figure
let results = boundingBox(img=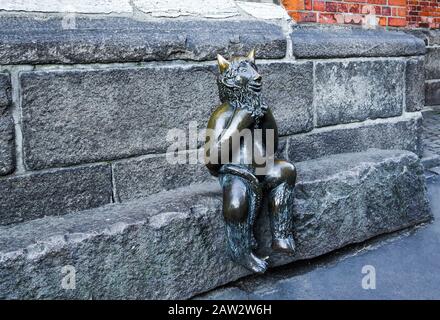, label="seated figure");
[204,50,297,273]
